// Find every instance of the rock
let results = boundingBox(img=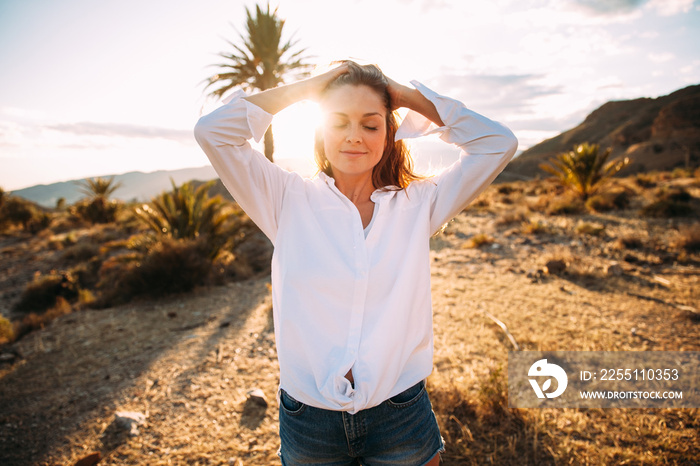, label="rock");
[605,262,624,276]
[544,260,567,275]
[74,452,101,466]
[113,411,146,437]
[246,388,268,408]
